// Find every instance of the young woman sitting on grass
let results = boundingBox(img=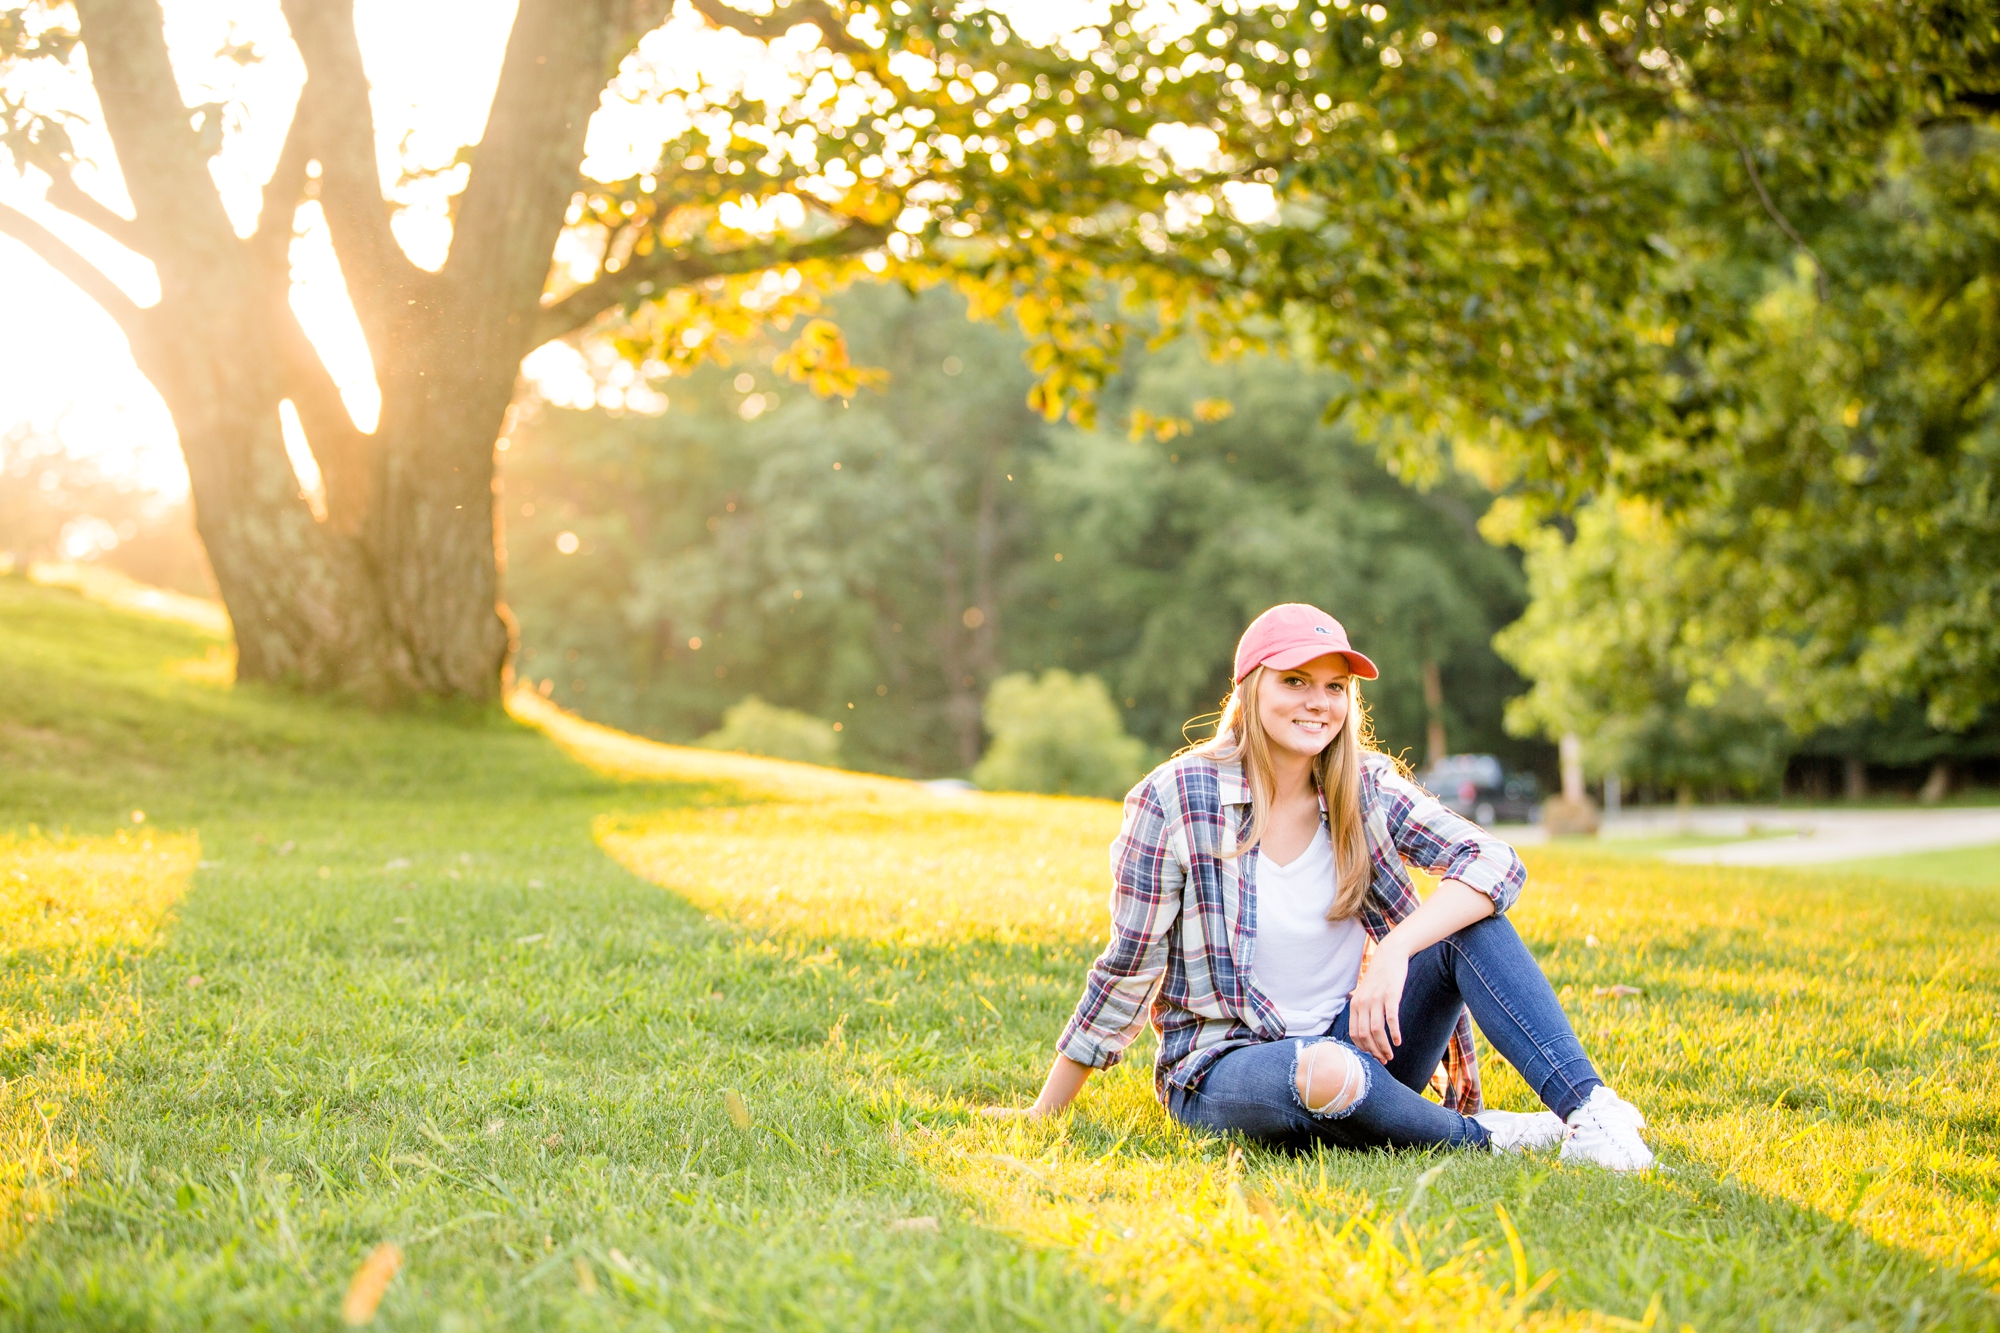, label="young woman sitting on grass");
[994,603,1653,1169]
